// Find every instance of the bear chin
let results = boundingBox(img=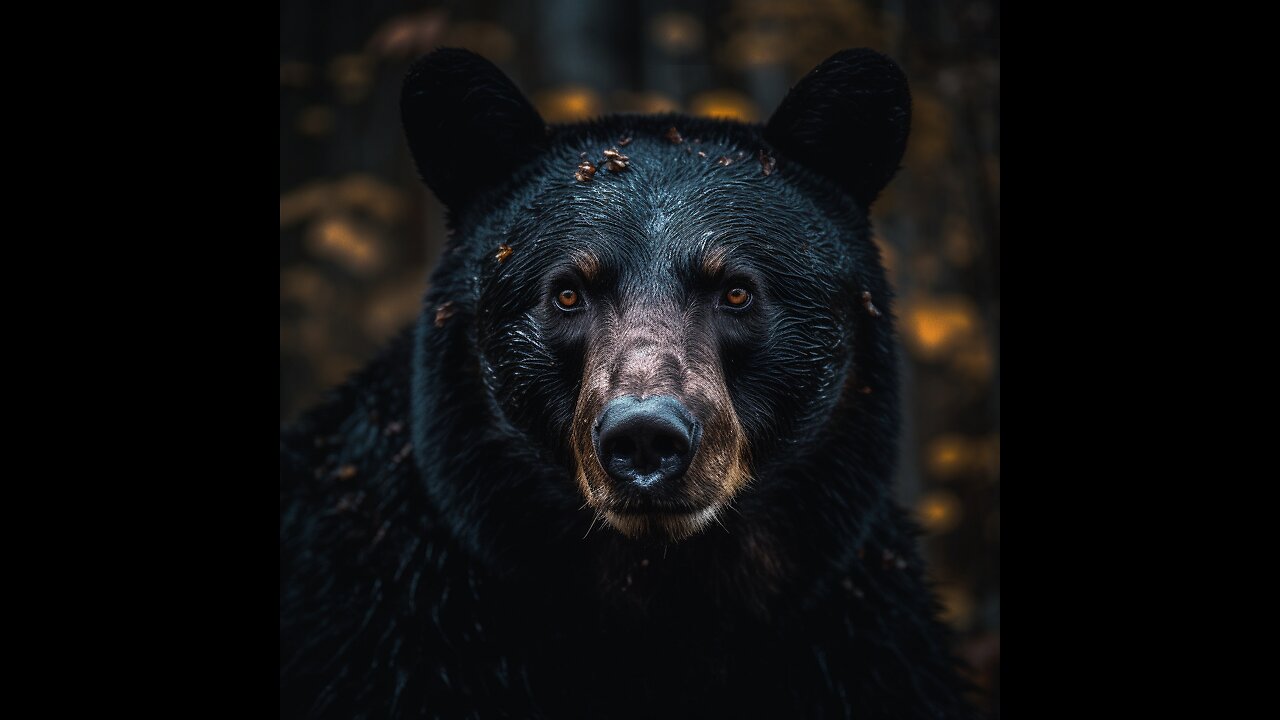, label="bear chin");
[601,502,725,542]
